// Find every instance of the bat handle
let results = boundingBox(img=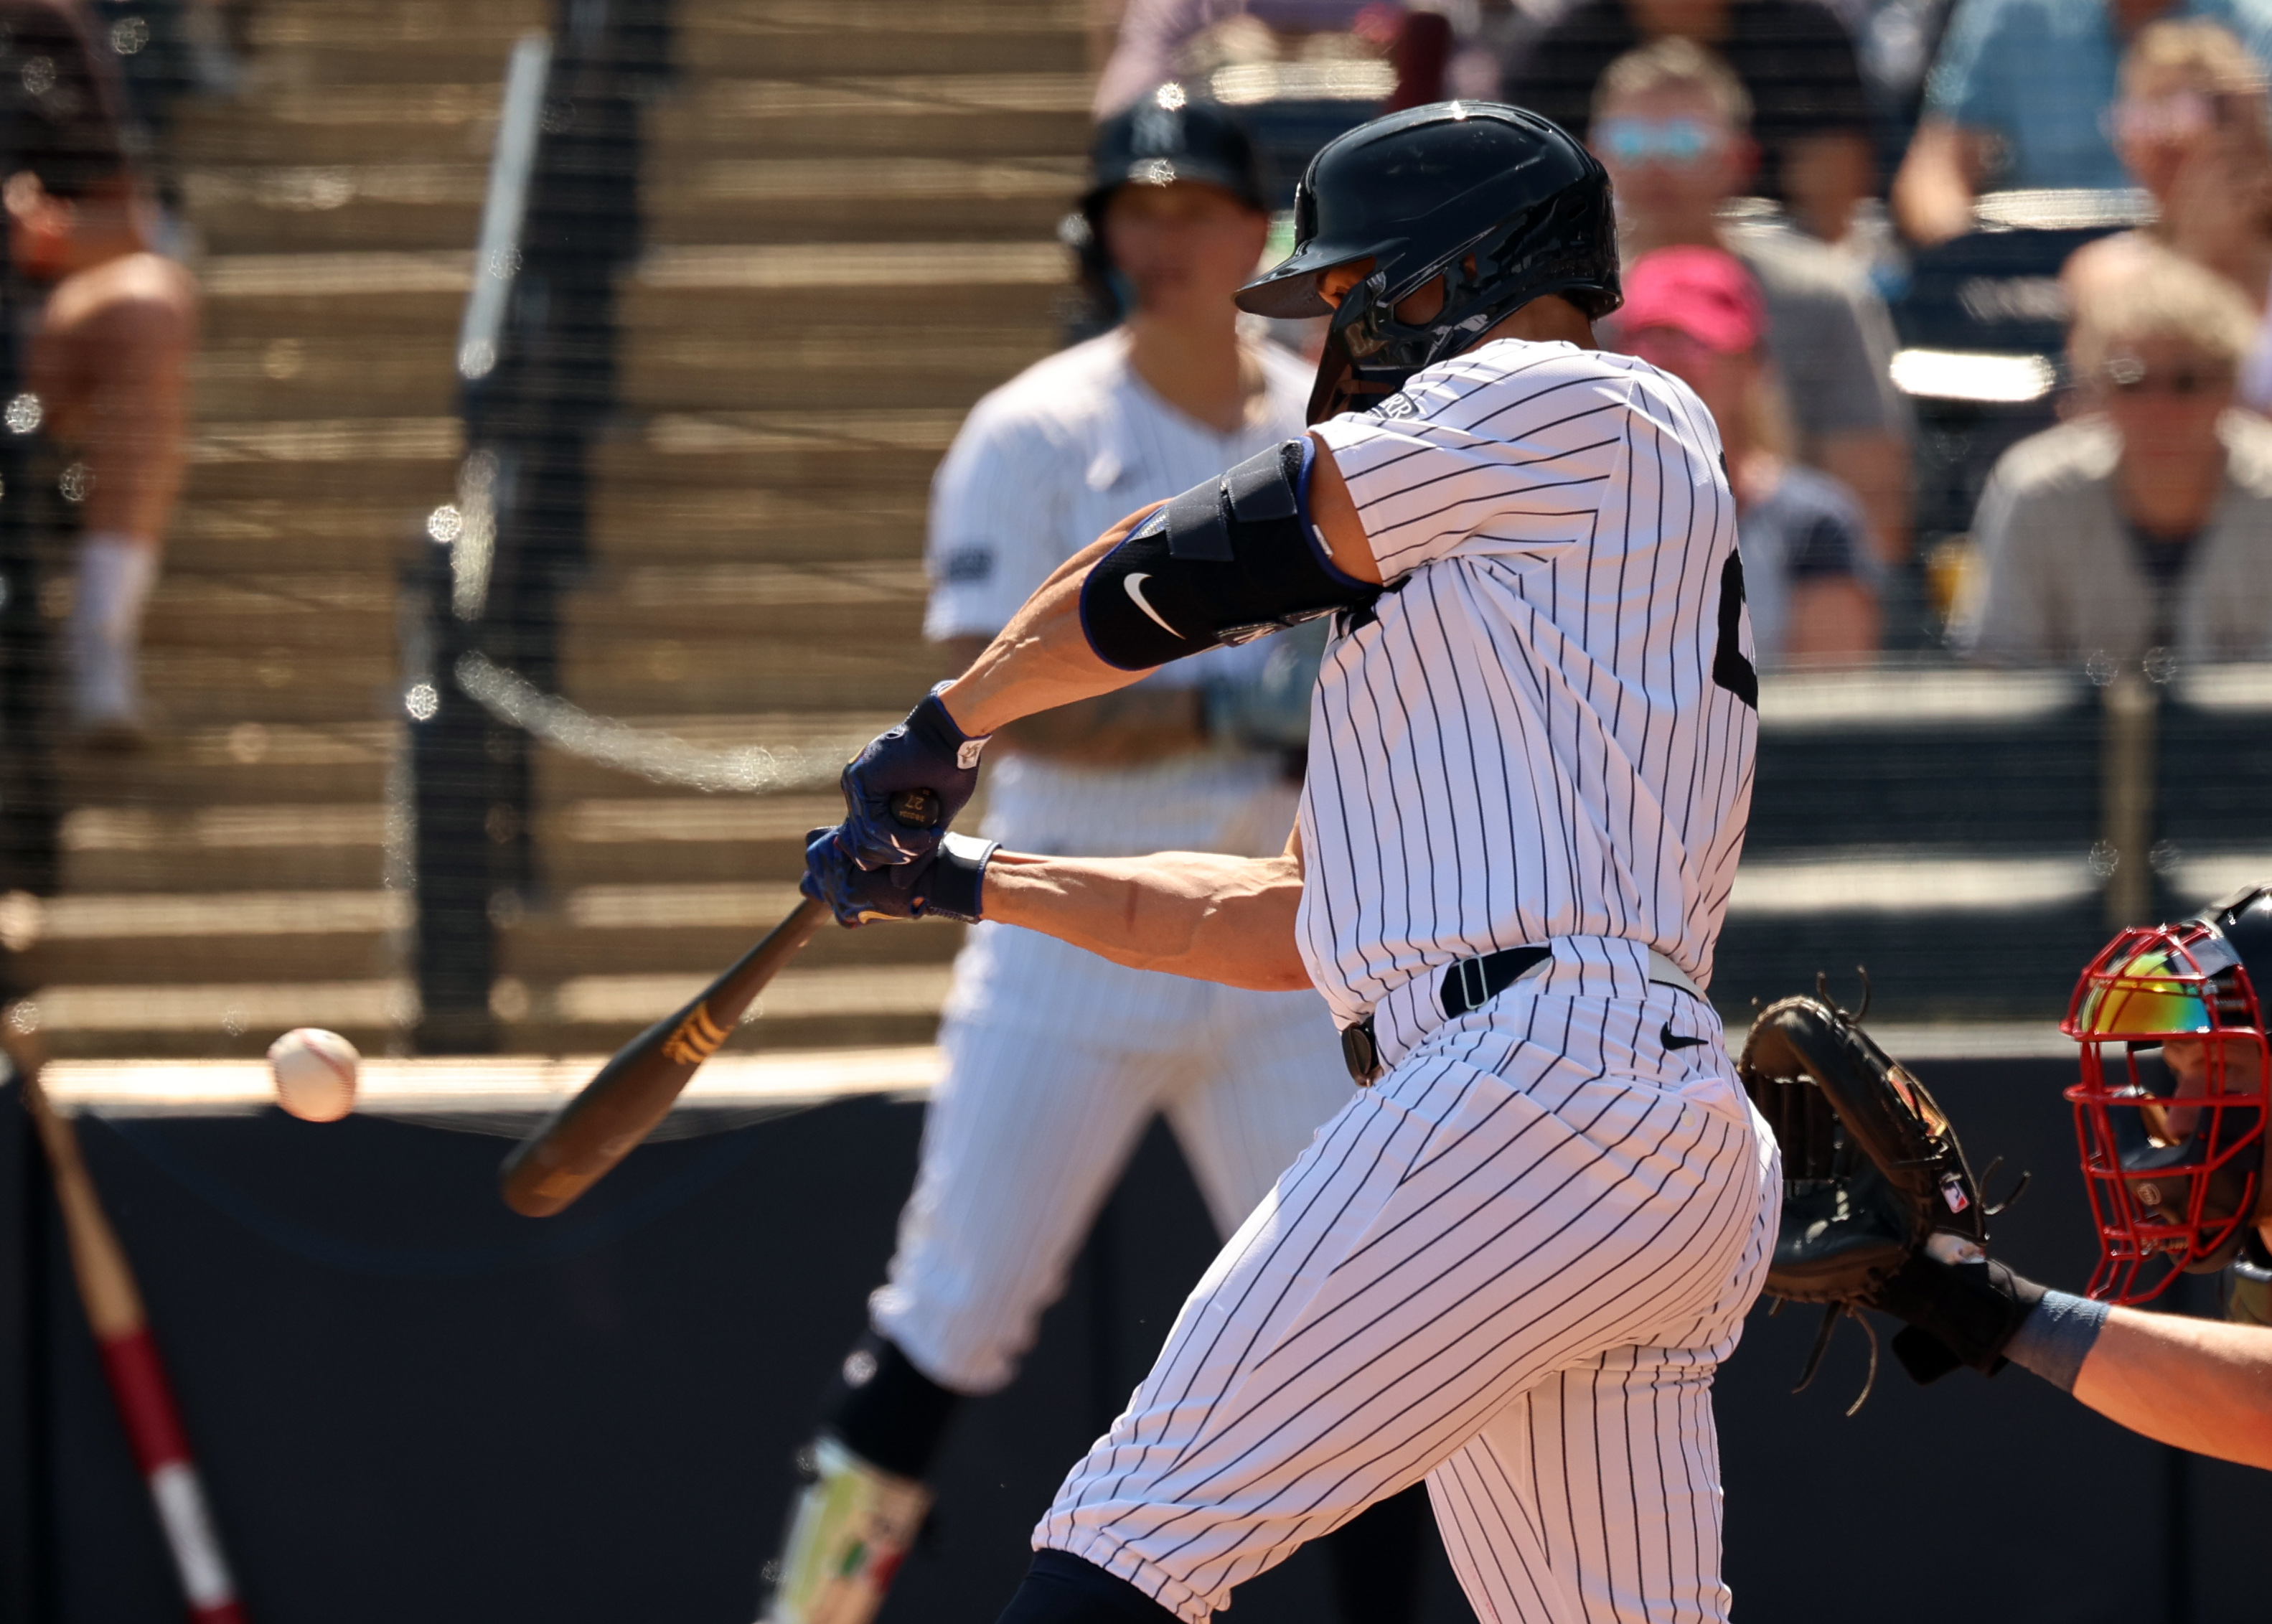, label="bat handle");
[889,788,938,829]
